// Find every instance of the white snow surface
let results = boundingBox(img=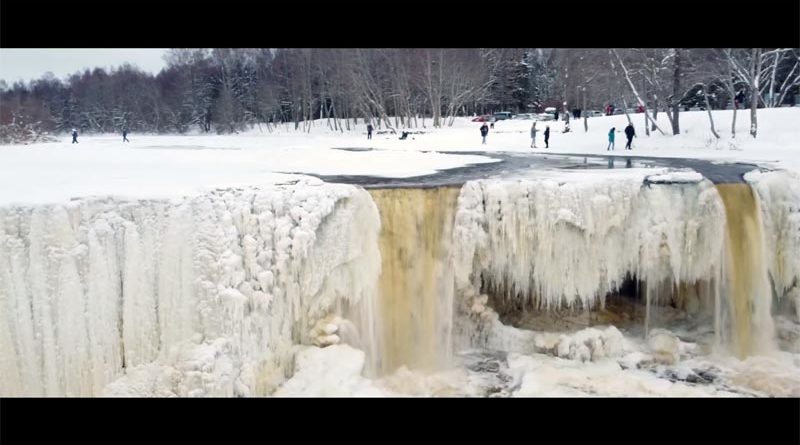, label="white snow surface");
[0,134,495,206]
[2,108,799,206]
